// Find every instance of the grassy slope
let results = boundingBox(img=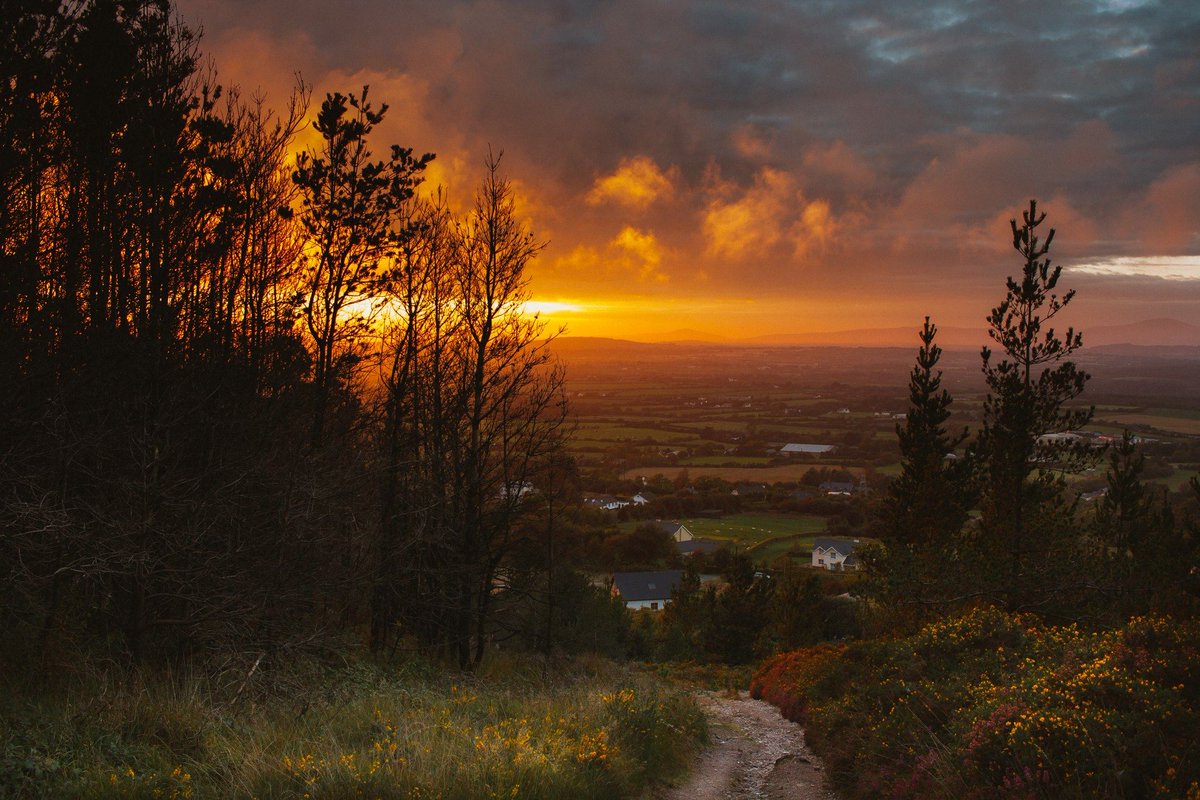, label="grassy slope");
[0,655,706,800]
